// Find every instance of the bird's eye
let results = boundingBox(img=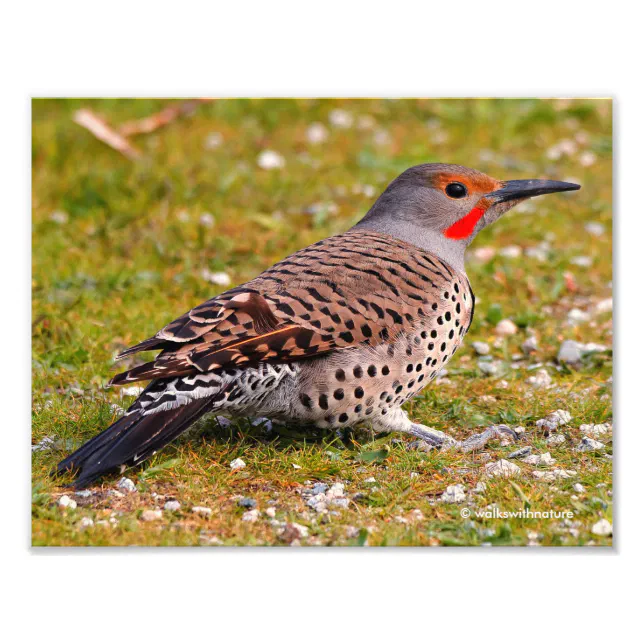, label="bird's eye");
[445,182,468,199]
